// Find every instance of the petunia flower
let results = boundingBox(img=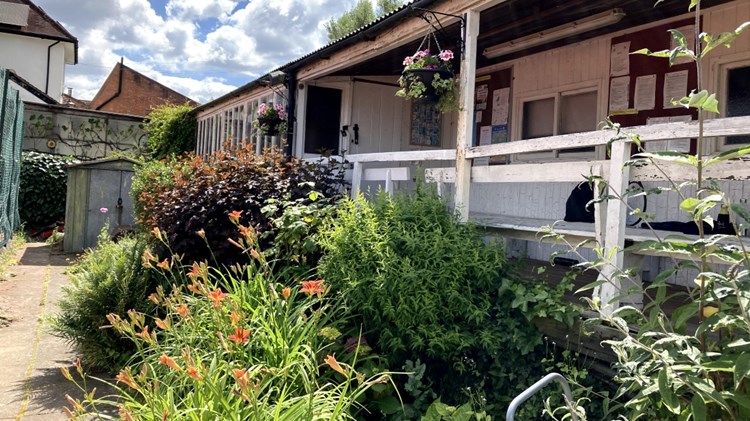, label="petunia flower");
[439,49,454,61]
